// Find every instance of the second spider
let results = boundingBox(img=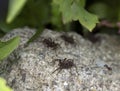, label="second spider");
[52,58,78,74]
